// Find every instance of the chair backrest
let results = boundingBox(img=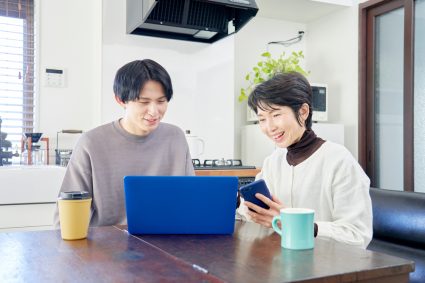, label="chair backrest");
[370,187,425,247]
